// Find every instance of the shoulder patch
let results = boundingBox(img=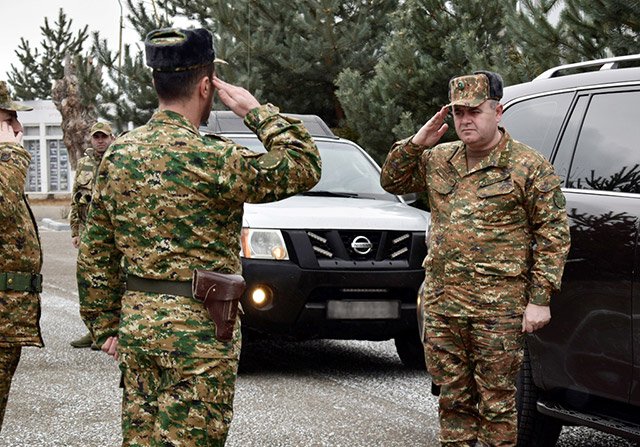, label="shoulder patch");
[553,189,566,209]
[257,152,283,170]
